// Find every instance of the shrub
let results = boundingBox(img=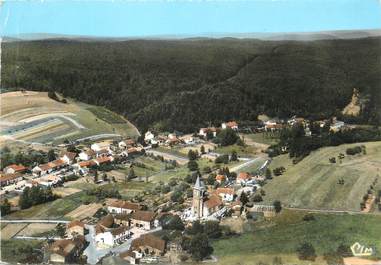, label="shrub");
[297,242,317,261]
[346,146,362,155]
